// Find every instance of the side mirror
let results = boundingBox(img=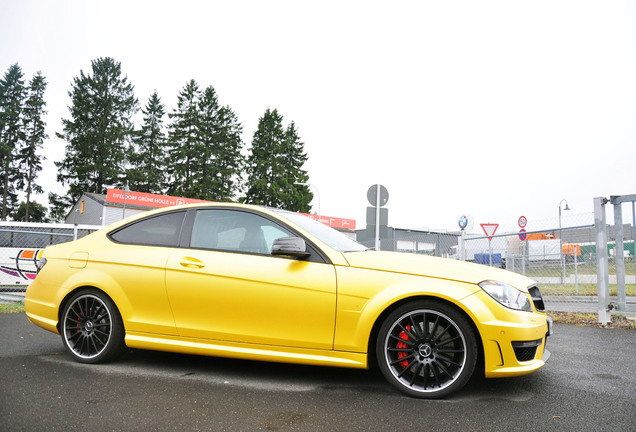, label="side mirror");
[271,237,311,258]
